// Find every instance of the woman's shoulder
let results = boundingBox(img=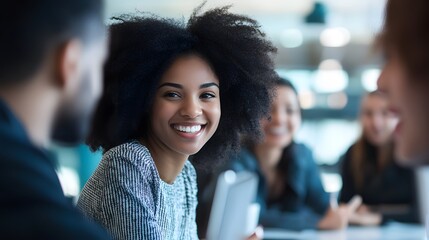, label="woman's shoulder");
[292,142,313,154]
[97,141,161,200]
[289,142,314,162]
[104,141,154,166]
[78,142,162,226]
[285,142,320,173]
[178,161,198,200]
[101,140,159,181]
[182,160,197,179]
[338,143,356,165]
[222,147,258,172]
[104,140,150,157]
